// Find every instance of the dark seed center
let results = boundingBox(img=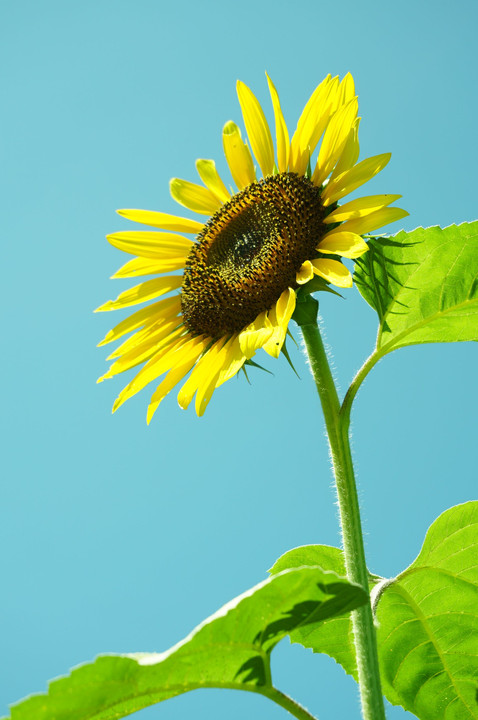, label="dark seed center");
[181,172,327,338]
